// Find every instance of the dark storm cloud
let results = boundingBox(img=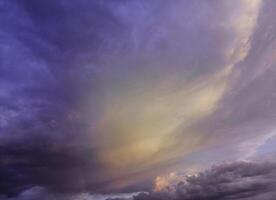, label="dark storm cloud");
[0,0,125,195]
[1,161,275,200]
[109,161,276,200]
[1,0,276,198]
[0,140,105,196]
[0,0,242,196]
